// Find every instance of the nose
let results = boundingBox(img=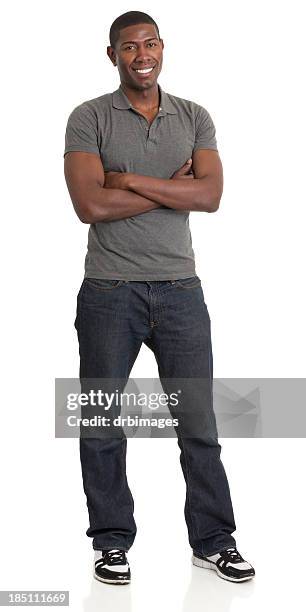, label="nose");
[134,44,155,63]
